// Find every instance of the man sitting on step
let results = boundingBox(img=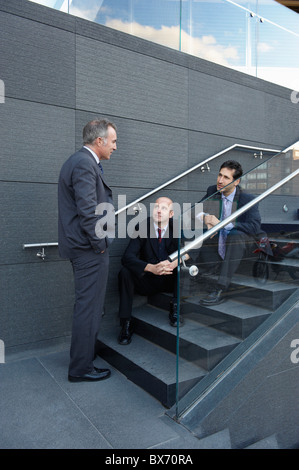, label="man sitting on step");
[117,197,184,345]
[194,160,264,306]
